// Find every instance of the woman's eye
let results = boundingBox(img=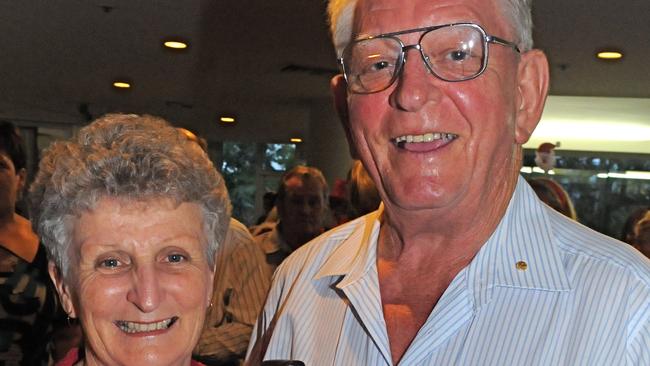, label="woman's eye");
[99,258,120,268]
